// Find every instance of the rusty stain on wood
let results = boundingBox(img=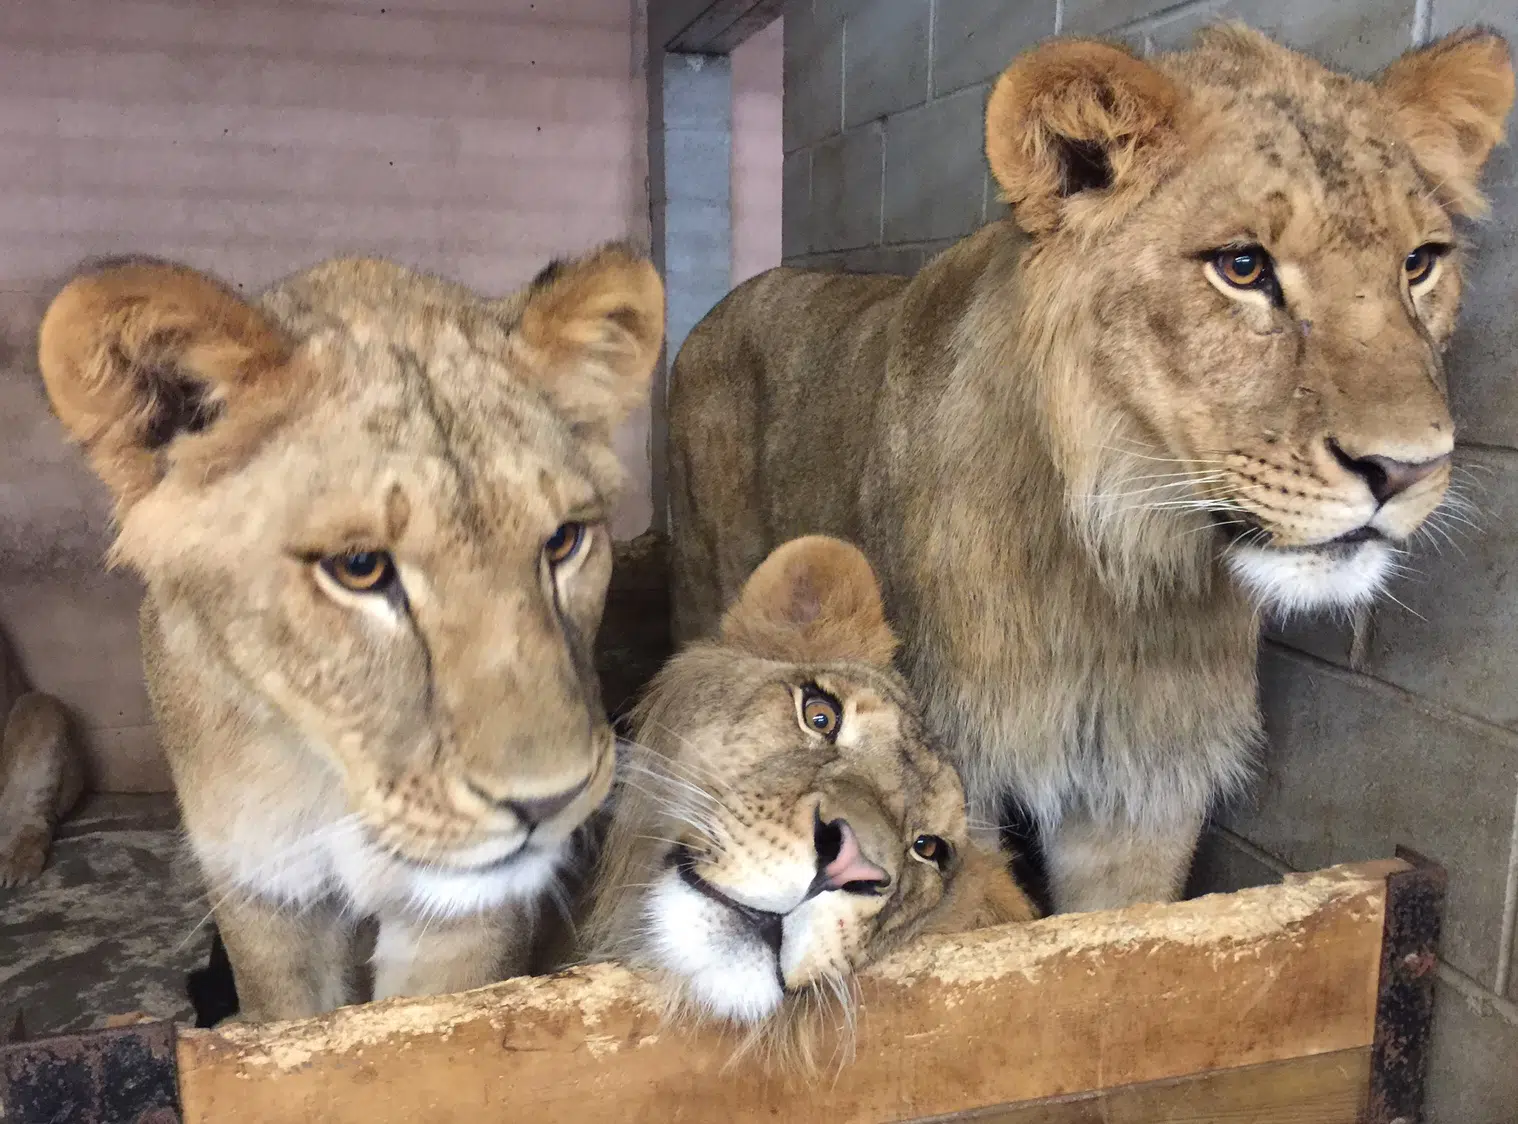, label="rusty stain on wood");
[0,1020,181,1124]
[175,860,1402,1124]
[1366,847,1446,1124]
